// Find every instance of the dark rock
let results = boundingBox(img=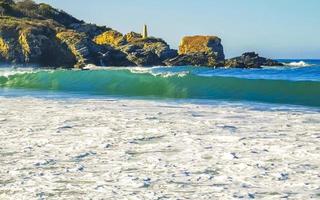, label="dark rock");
[225,52,283,68]
[164,52,224,67]
[126,50,162,66]
[98,45,134,66]
[57,31,133,68]
[69,23,111,39]
[93,35,178,66]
